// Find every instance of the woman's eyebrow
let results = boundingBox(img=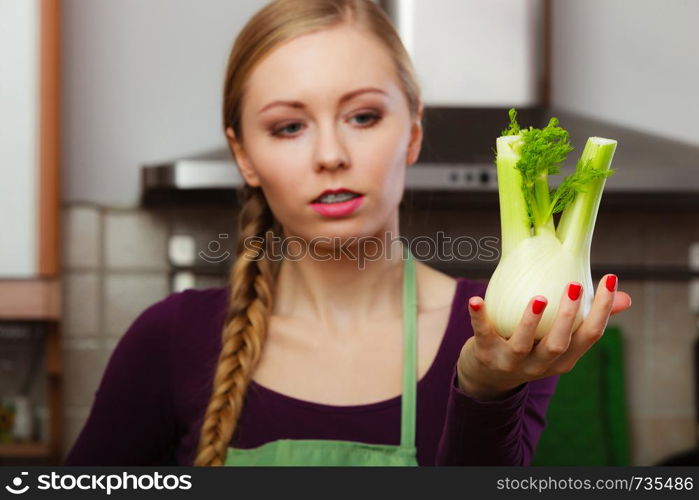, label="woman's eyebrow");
[257,87,387,114]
